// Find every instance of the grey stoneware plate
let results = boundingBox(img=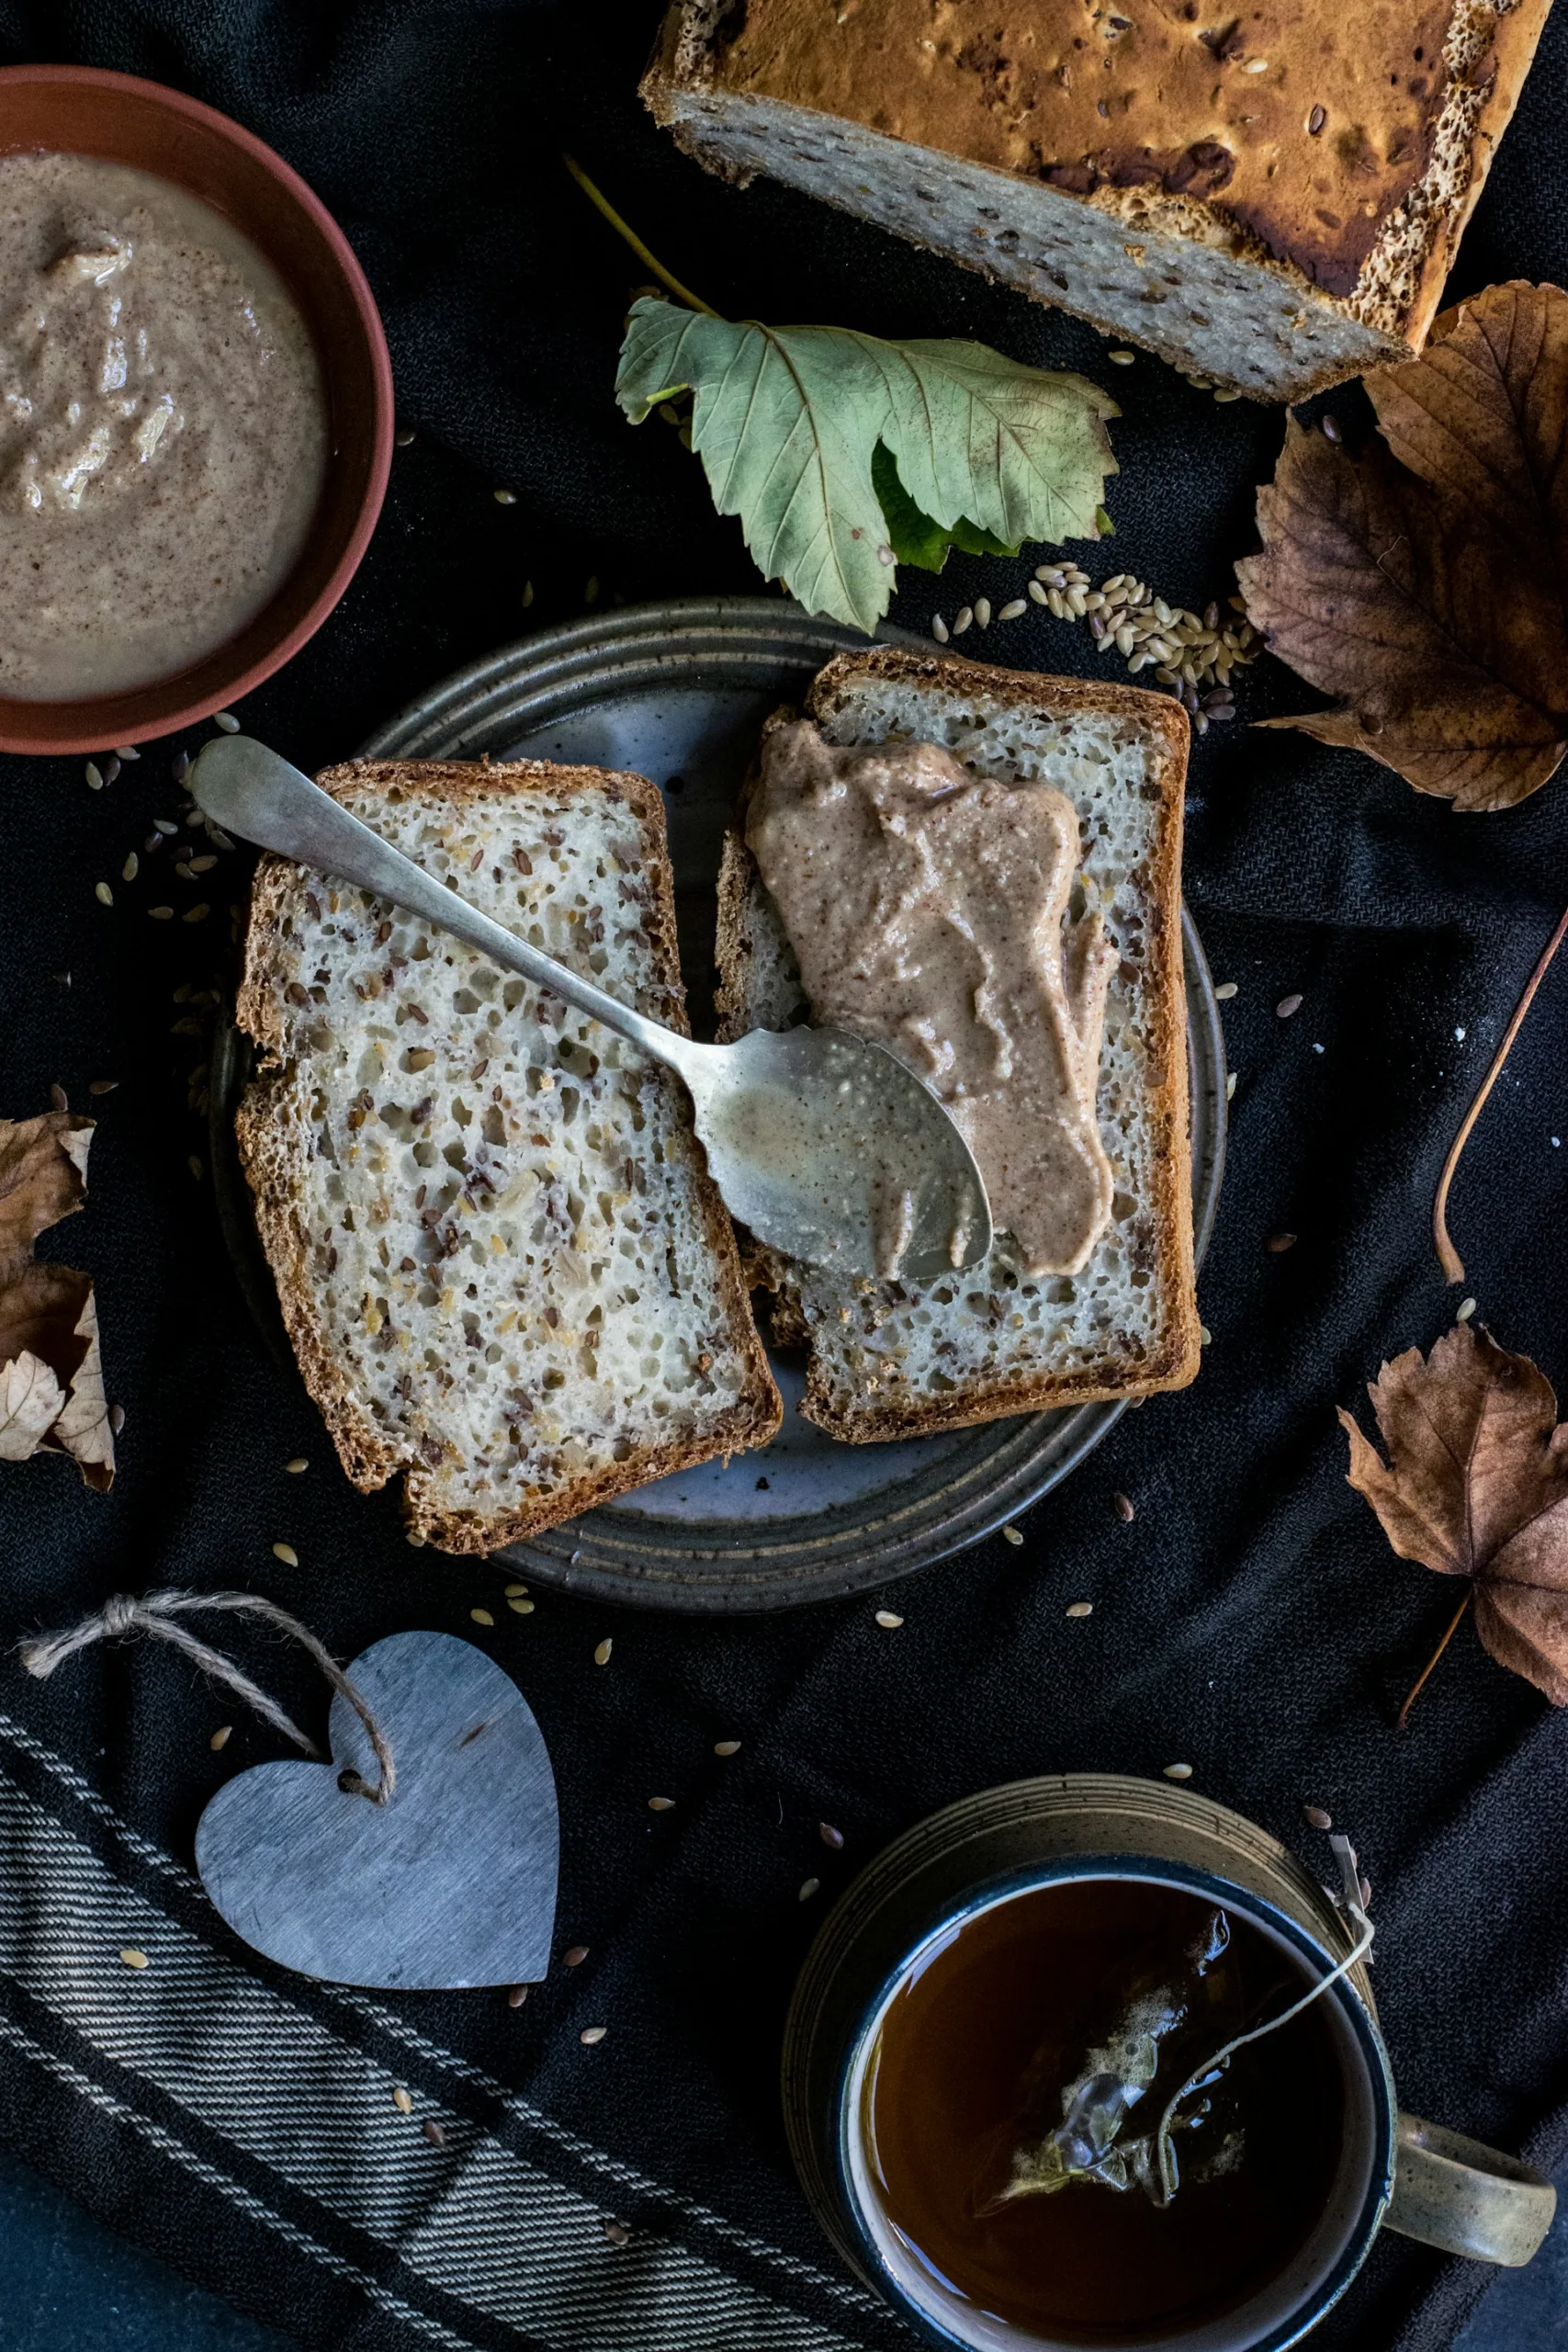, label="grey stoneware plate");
[210,597,1226,1612]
